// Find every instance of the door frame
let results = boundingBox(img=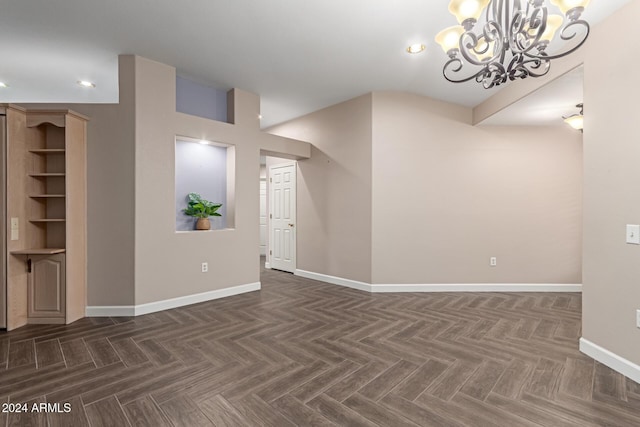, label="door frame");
[259,178,267,256]
[267,161,297,272]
